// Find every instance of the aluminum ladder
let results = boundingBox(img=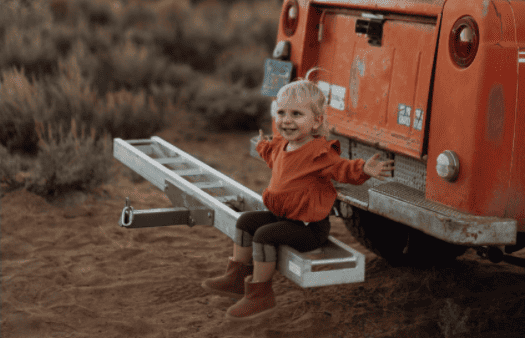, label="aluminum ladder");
[113,136,365,287]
